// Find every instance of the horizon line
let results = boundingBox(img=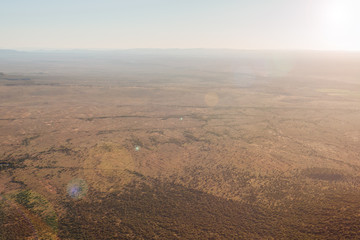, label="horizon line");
[1,47,360,53]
